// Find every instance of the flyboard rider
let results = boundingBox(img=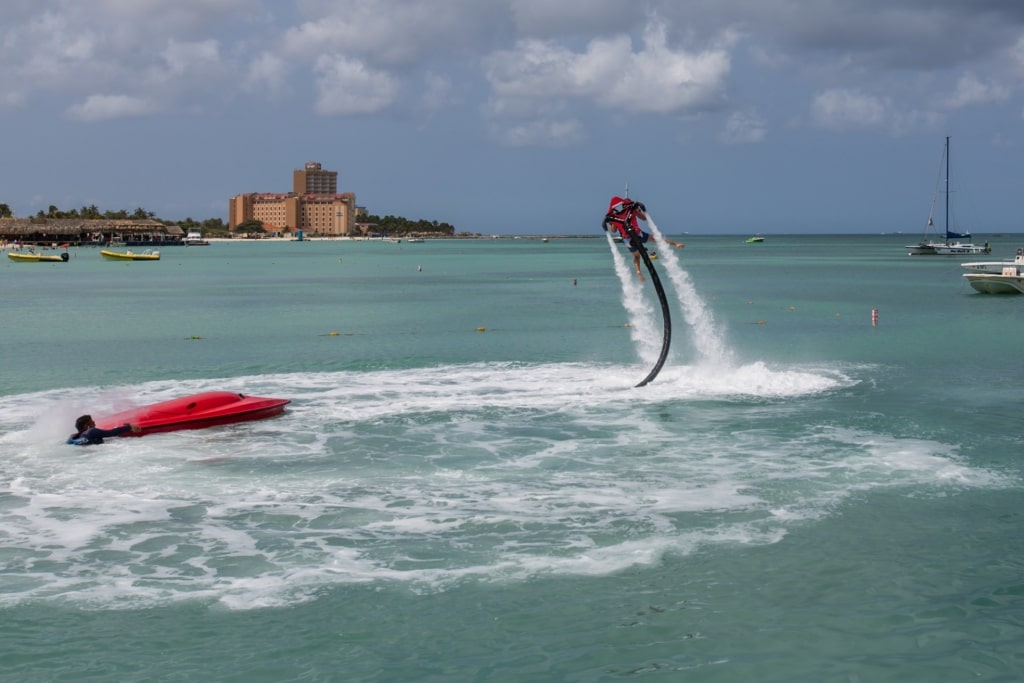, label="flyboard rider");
[602,196,684,280]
